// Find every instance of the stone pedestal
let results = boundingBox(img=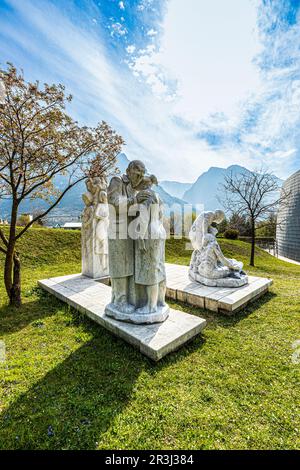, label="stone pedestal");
[105,302,169,324]
[82,219,109,279]
[81,176,109,279]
